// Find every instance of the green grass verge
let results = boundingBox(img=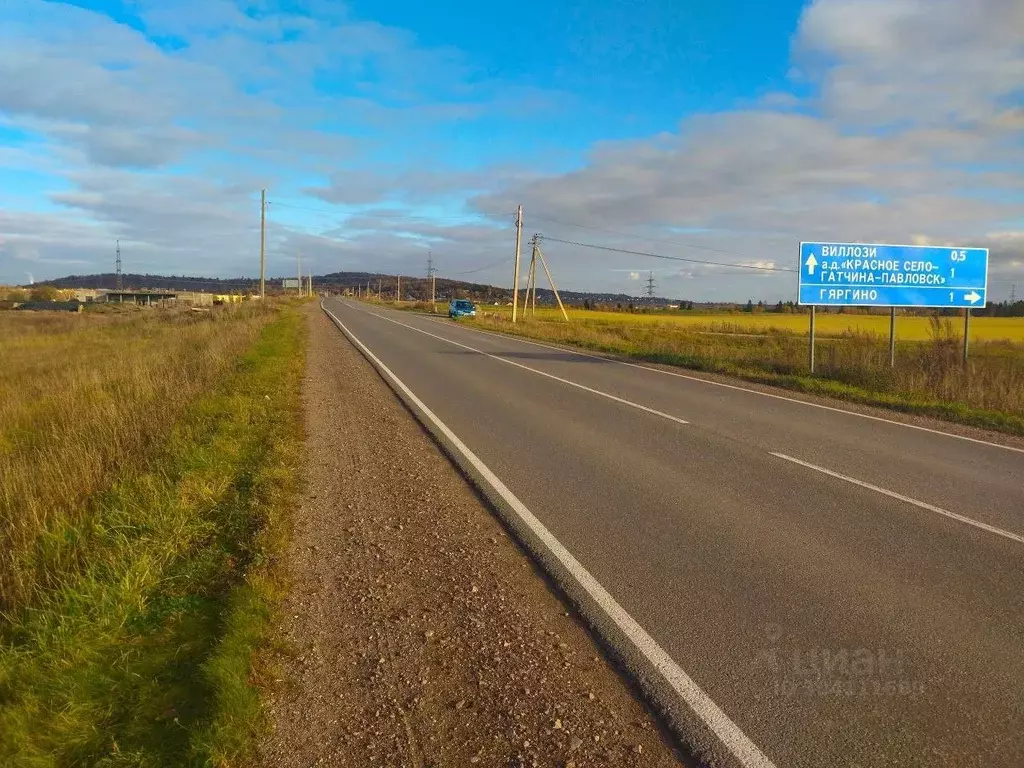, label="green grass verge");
[0,306,306,767]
